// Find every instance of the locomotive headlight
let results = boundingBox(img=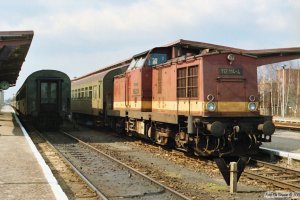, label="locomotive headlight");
[206,102,216,112]
[248,102,257,111]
